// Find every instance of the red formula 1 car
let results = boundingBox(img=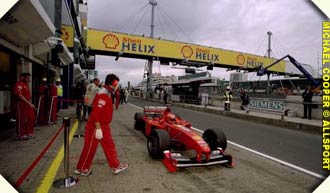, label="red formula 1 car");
[134,106,233,172]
